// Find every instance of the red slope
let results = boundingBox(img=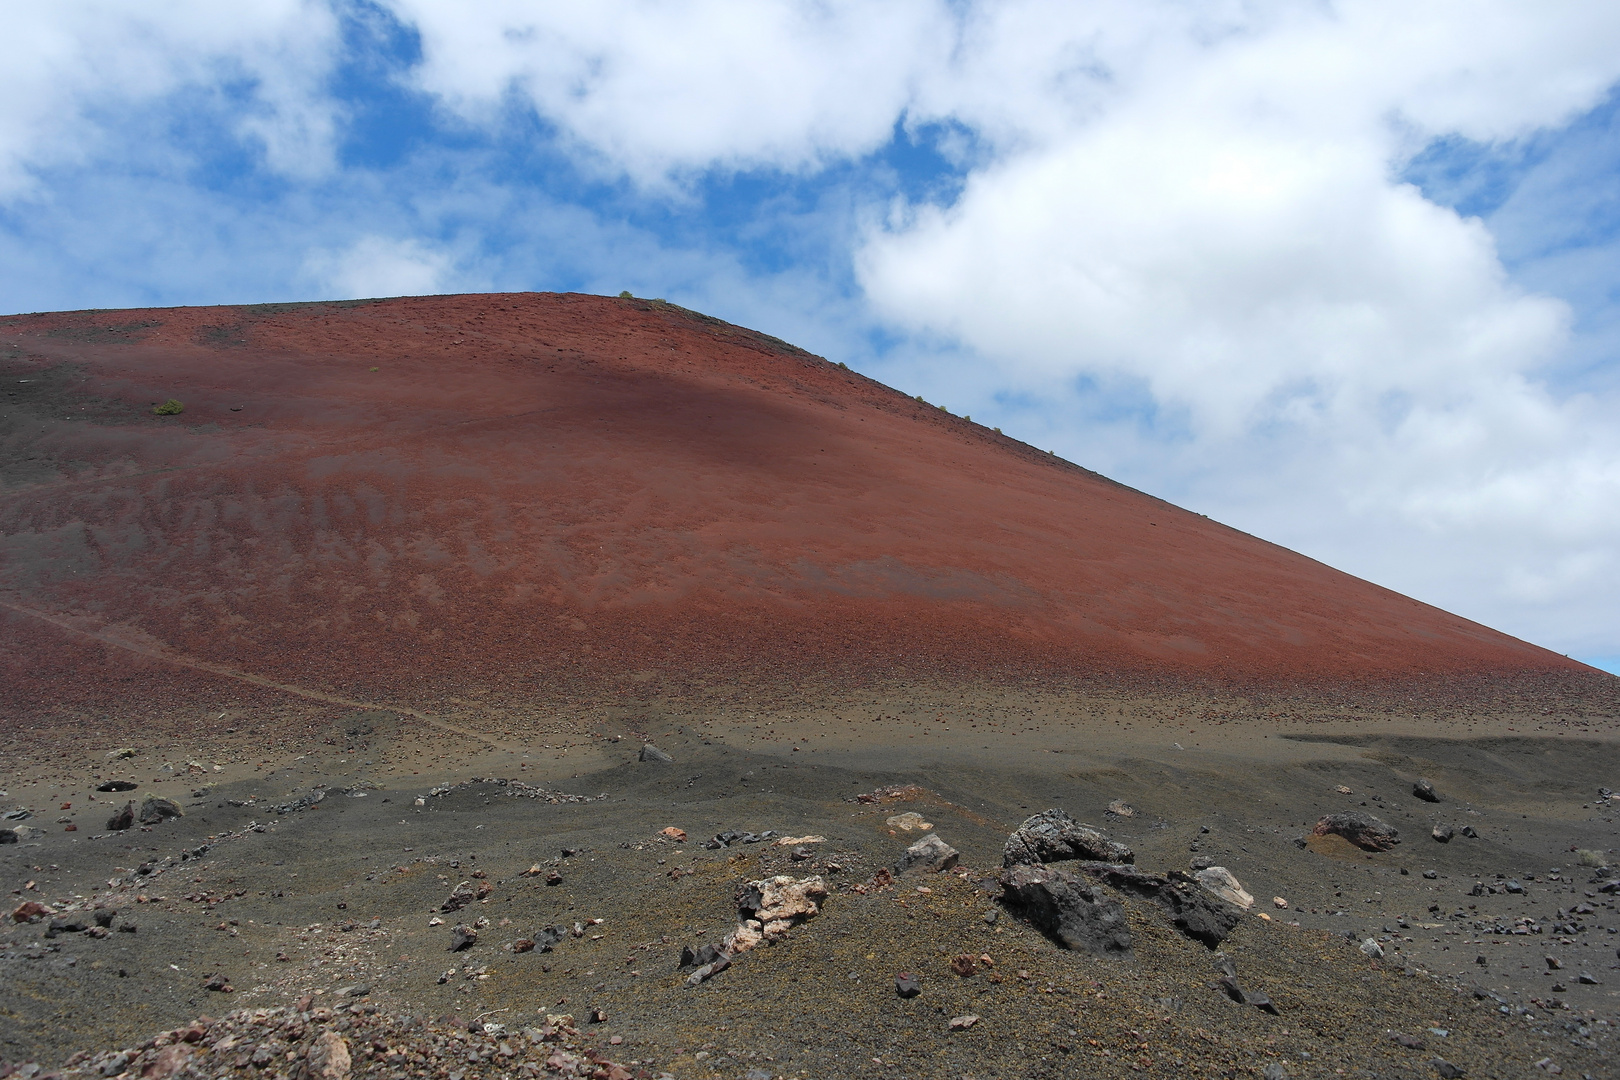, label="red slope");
[0,293,1586,704]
